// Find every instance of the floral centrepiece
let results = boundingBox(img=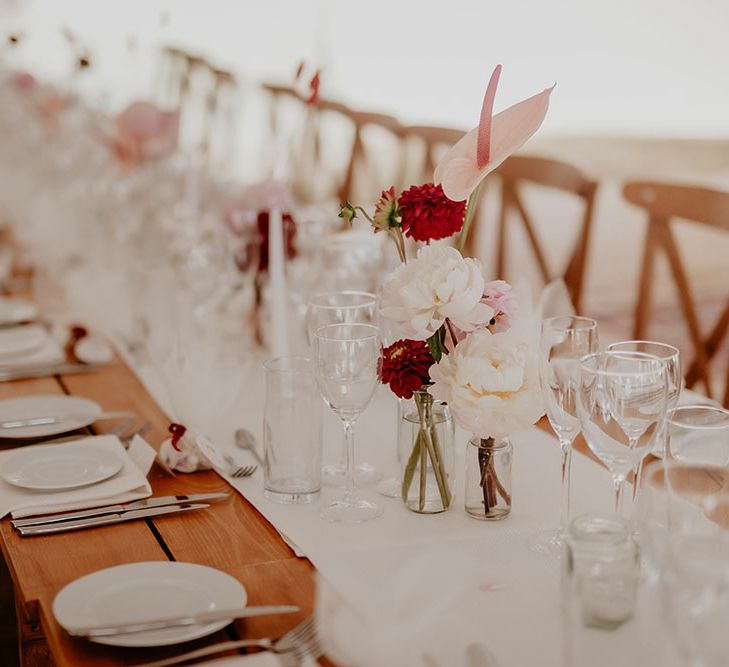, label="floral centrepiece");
[341,63,550,516]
